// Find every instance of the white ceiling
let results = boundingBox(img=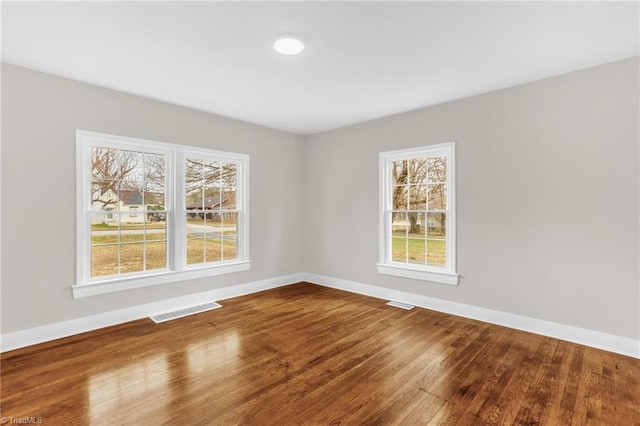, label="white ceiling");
[2,2,638,135]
